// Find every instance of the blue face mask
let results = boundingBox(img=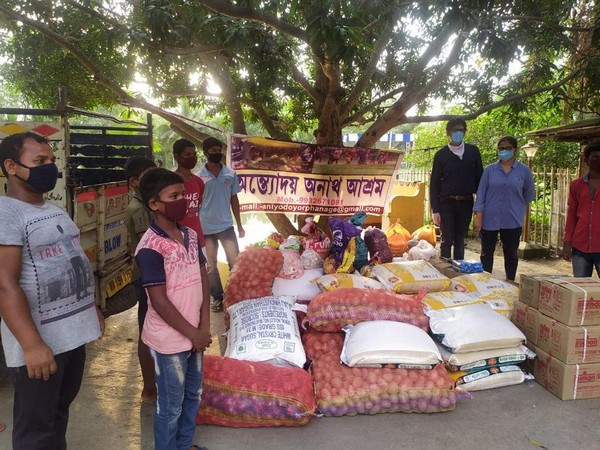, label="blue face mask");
[498,149,514,161]
[450,131,464,144]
